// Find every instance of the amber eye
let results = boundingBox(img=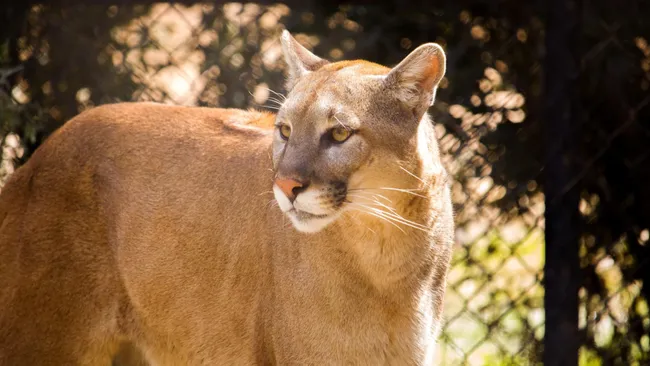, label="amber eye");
[331,127,351,143]
[279,124,291,140]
